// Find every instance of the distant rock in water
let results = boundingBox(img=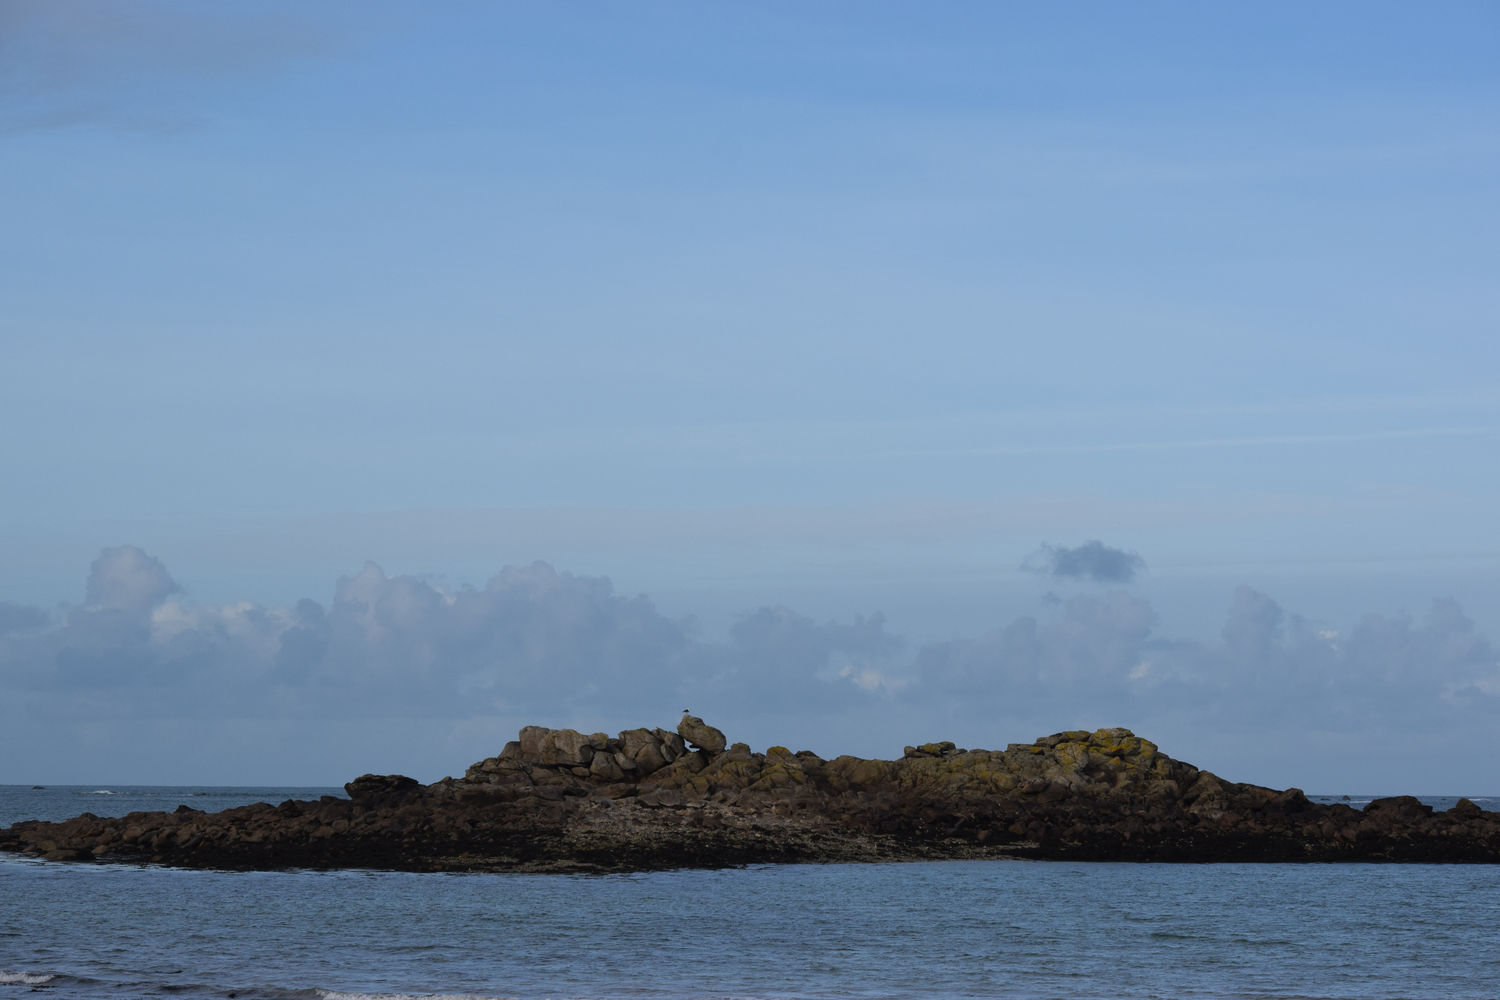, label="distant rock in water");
[3,720,1498,871]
